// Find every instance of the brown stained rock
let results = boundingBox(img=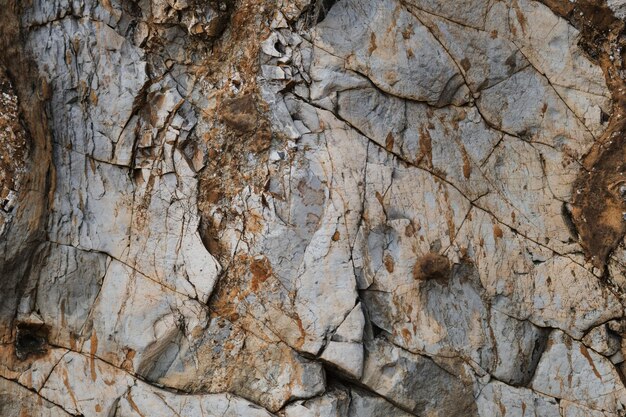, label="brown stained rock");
[151,0,232,40]
[383,253,395,273]
[0,1,52,346]
[5,0,626,413]
[0,67,27,210]
[541,0,626,270]
[385,131,394,151]
[571,128,626,270]
[195,2,277,265]
[412,253,451,282]
[249,256,272,292]
[493,224,503,240]
[219,94,259,134]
